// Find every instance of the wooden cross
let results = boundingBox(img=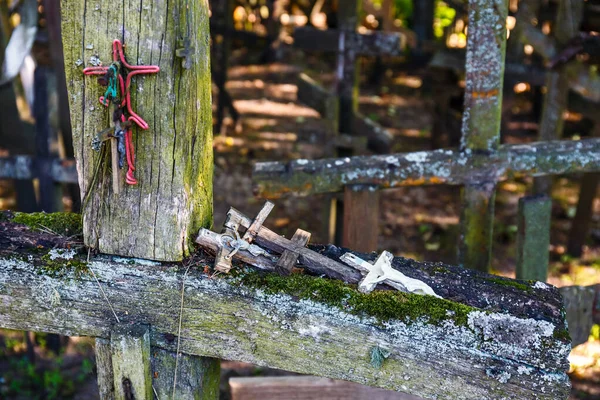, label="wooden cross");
[195,203,360,282]
[341,251,440,297]
[83,39,160,193]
